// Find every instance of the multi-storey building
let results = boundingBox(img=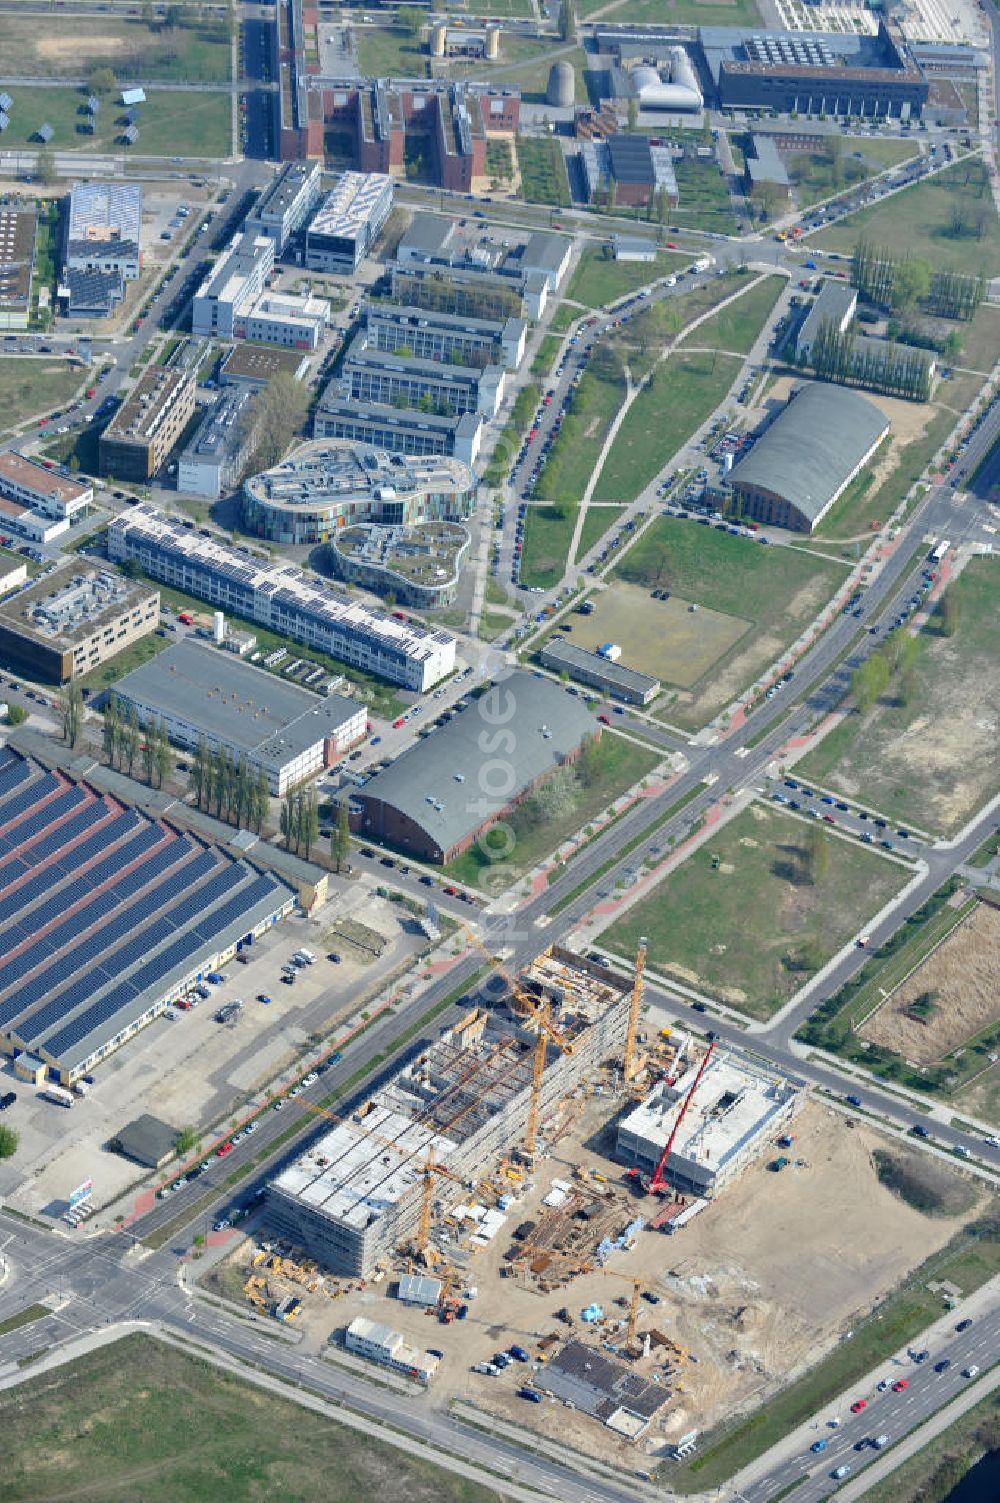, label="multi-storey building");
[338,332,505,418]
[0,202,37,330]
[108,503,457,691]
[64,180,142,280]
[363,302,526,370]
[177,387,261,501]
[304,172,394,273]
[245,159,323,252]
[0,451,93,523]
[239,290,330,350]
[192,232,275,339]
[0,566,158,683]
[99,367,196,482]
[313,398,483,469]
